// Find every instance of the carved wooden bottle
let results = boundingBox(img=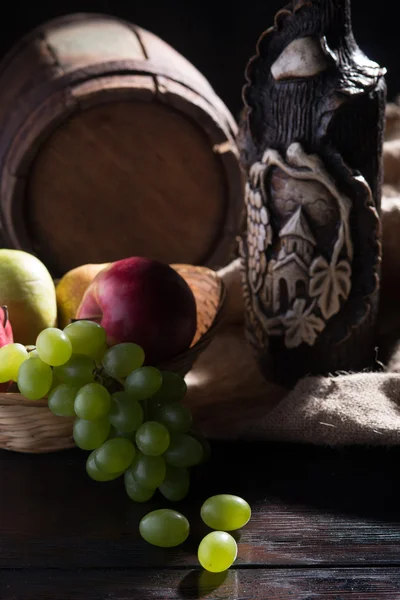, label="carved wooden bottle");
[238,0,387,385]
